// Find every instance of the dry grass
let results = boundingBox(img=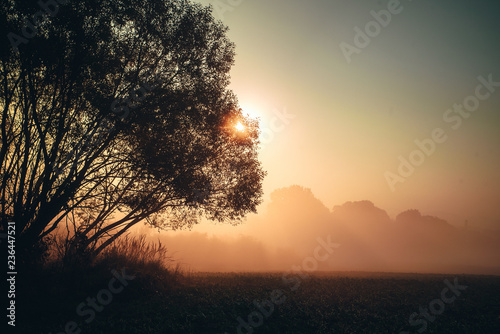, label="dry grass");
[38,232,184,295]
[95,234,184,291]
